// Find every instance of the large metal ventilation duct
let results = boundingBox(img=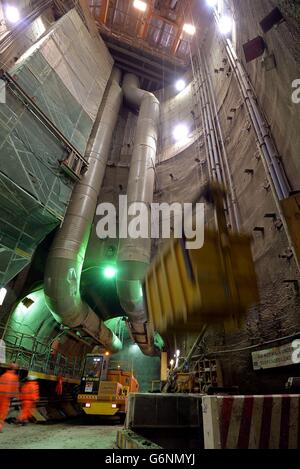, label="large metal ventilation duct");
[44,69,123,353]
[117,74,161,356]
